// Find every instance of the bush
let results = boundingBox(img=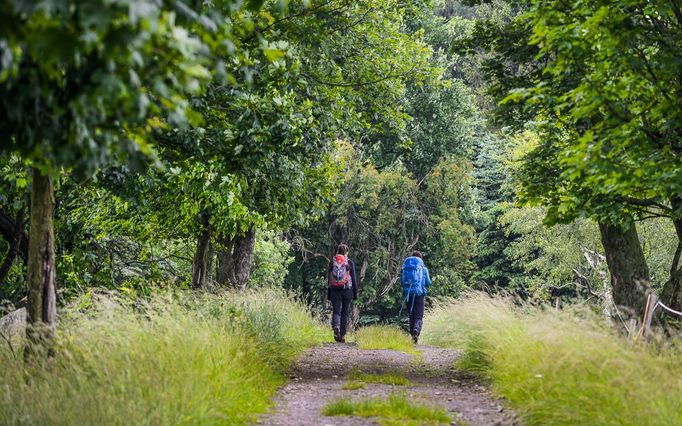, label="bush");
[421,293,682,425]
[0,289,327,425]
